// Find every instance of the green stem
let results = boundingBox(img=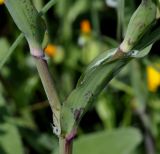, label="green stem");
[117,0,125,41]
[0,33,24,69]
[1,0,57,69]
[91,4,100,37]
[33,54,61,134]
[136,110,155,154]
[40,0,57,15]
[59,137,73,154]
